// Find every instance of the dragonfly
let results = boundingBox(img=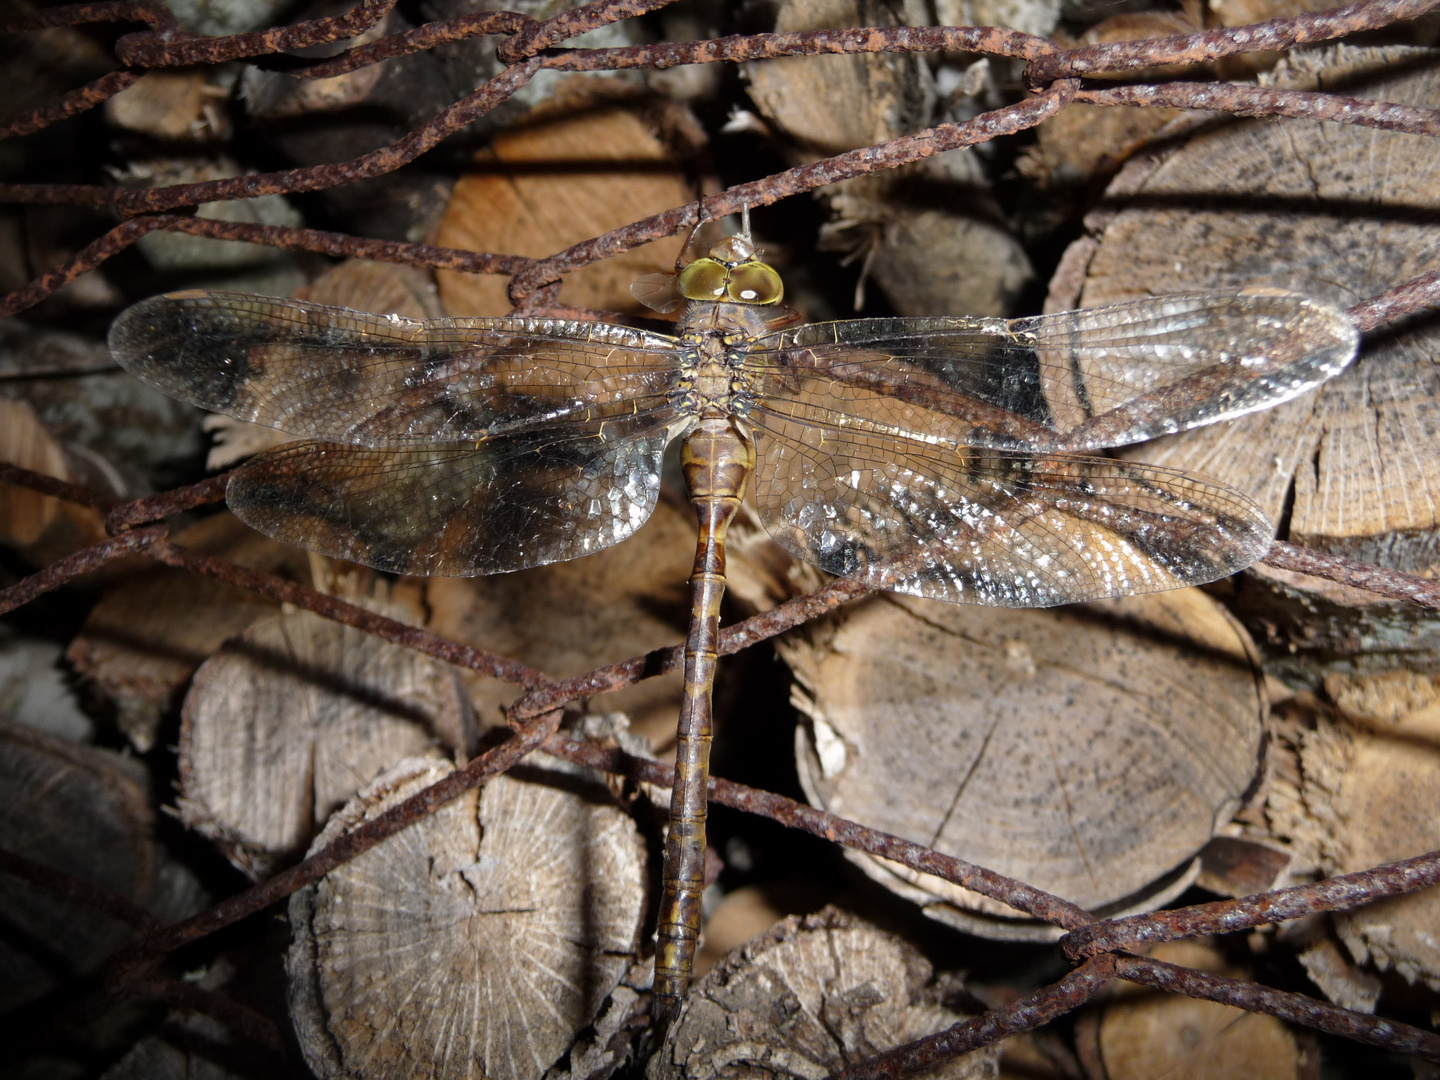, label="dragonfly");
[108,227,1357,1023]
